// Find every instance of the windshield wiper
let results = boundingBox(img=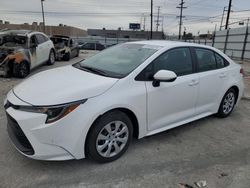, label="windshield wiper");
[78,64,110,77]
[73,63,123,78]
